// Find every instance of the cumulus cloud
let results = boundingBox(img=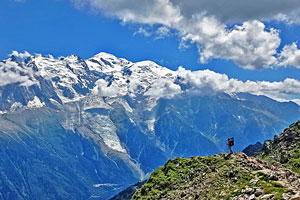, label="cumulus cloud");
[175,67,300,101]
[9,51,31,62]
[169,0,300,24]
[95,79,120,97]
[0,61,35,87]
[71,0,182,25]
[144,78,181,98]
[125,64,300,103]
[180,19,280,70]
[71,0,300,24]
[278,43,300,68]
[70,0,300,70]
